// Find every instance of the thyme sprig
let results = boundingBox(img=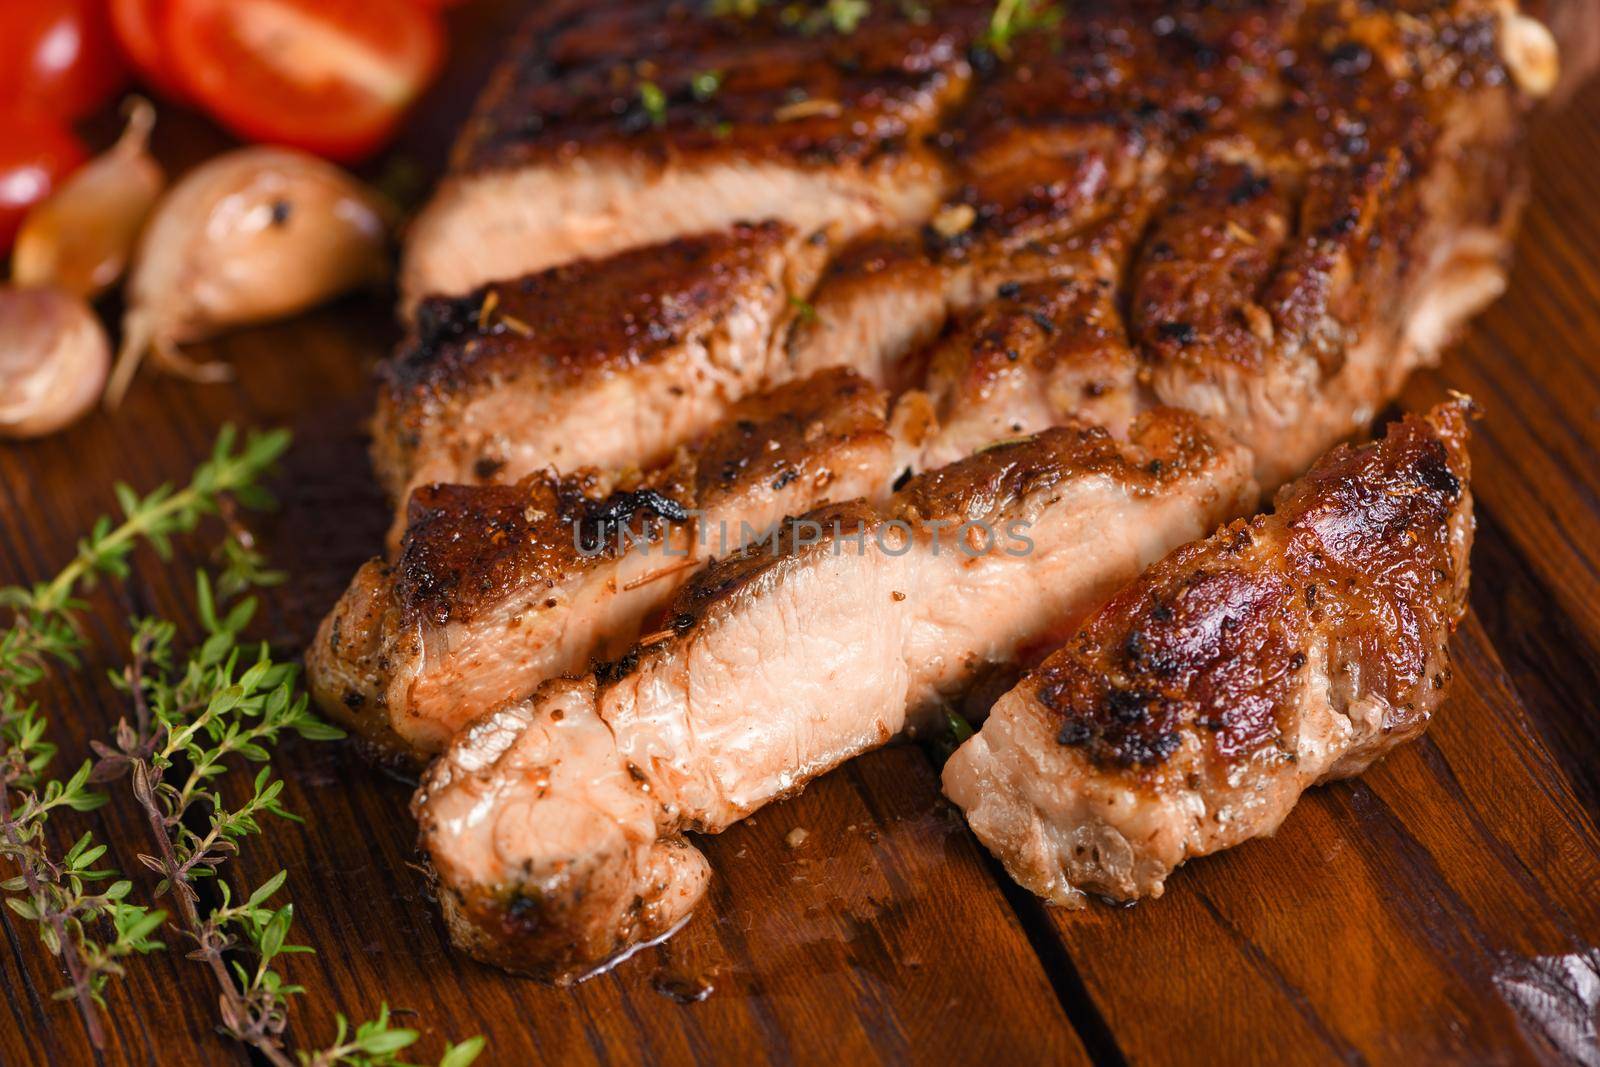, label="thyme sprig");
[97,574,479,1066]
[99,578,331,1064]
[0,425,288,1046]
[0,427,482,1066]
[0,763,167,1049]
[807,0,870,33]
